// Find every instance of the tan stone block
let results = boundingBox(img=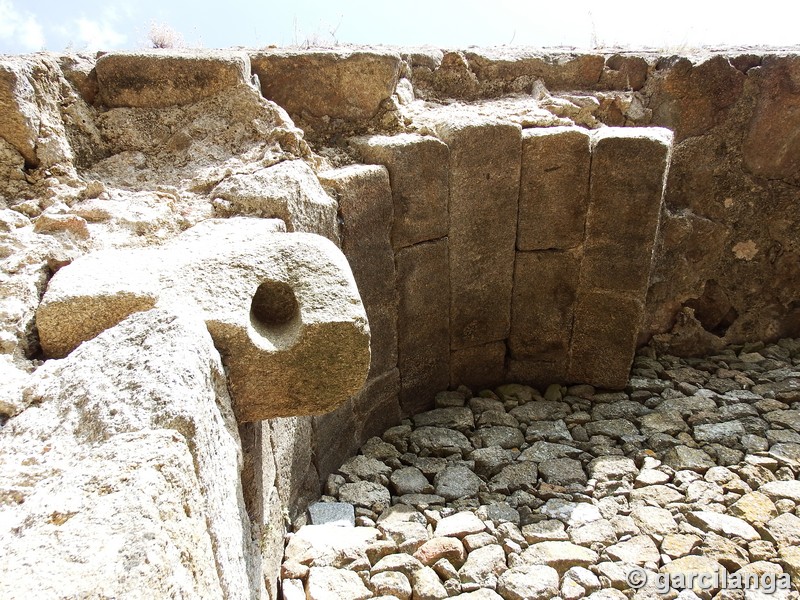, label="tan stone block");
[568,291,645,389]
[517,127,591,251]
[396,239,450,415]
[251,49,401,121]
[434,117,521,349]
[450,341,507,391]
[319,165,398,378]
[582,127,673,296]
[95,50,252,108]
[510,250,580,371]
[350,133,449,249]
